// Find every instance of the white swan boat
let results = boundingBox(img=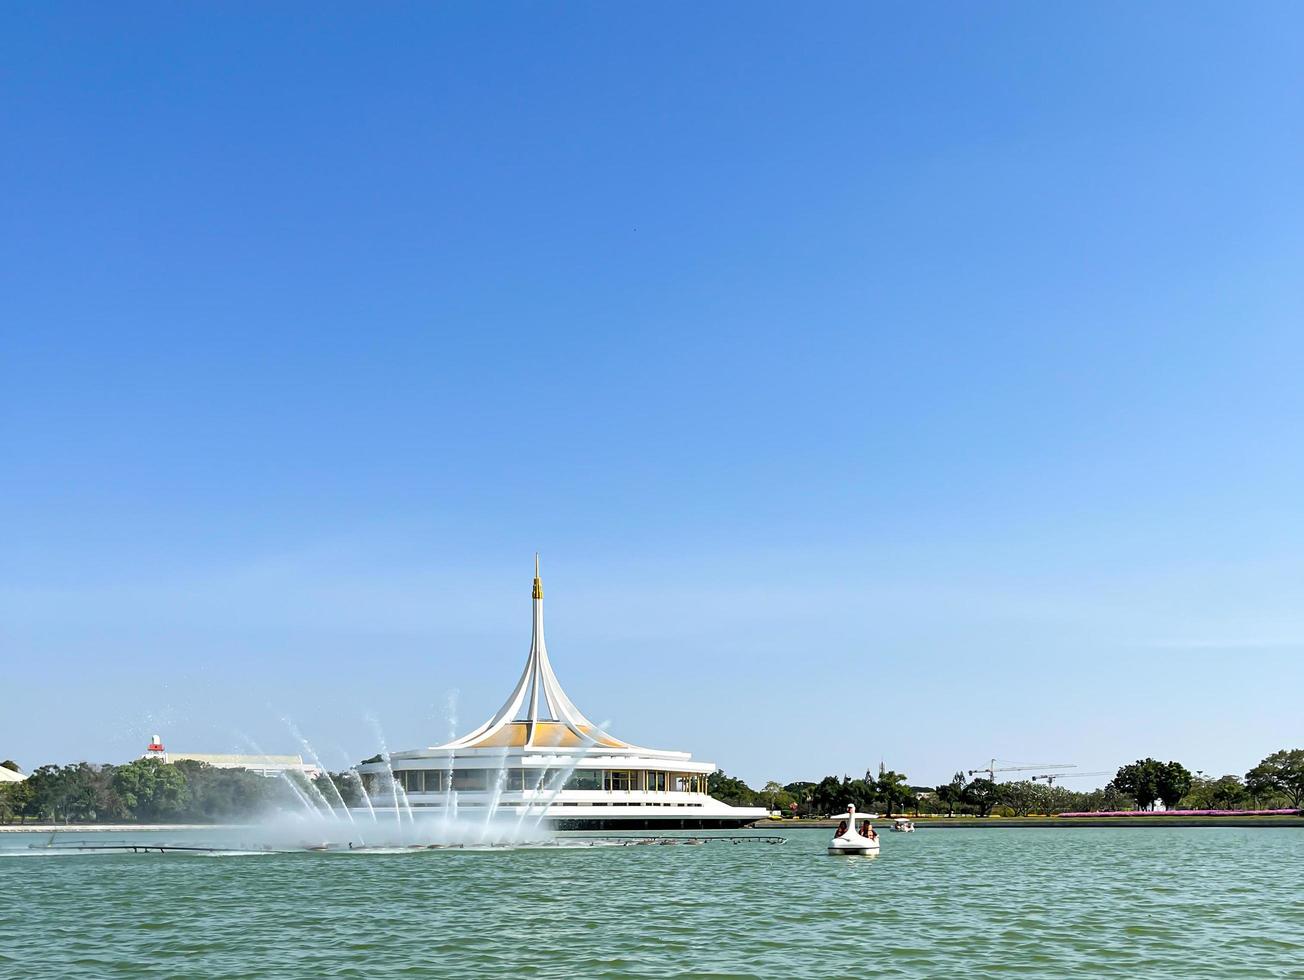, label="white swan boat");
[891,818,915,833]
[827,806,880,855]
